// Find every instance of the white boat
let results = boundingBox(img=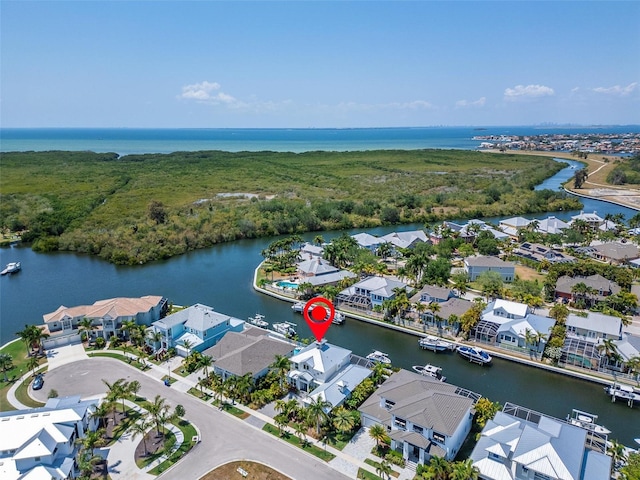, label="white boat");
[566,409,611,435]
[332,312,345,325]
[248,313,268,328]
[418,335,455,352]
[412,364,446,381]
[457,345,492,365]
[604,383,640,404]
[366,351,391,365]
[272,321,297,337]
[291,302,305,313]
[1,262,21,275]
